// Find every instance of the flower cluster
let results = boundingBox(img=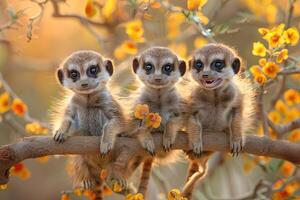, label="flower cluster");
[10,162,31,180]
[250,24,299,85]
[0,92,27,116]
[134,104,161,128]
[167,189,187,200]
[25,122,48,135]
